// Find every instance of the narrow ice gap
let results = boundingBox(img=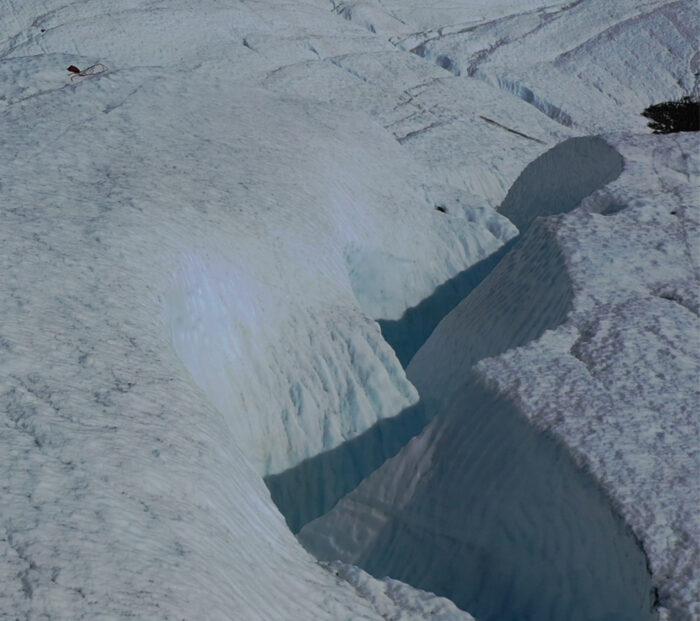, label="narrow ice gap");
[300,376,656,621]
[267,135,625,532]
[269,136,655,619]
